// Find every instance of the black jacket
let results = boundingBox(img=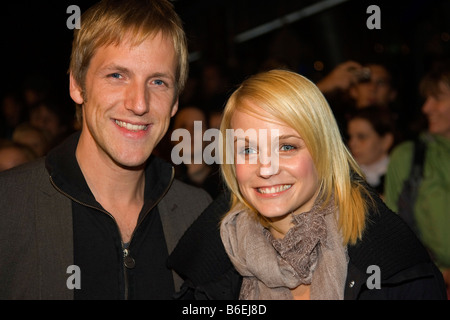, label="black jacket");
[0,132,212,299]
[168,189,447,300]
